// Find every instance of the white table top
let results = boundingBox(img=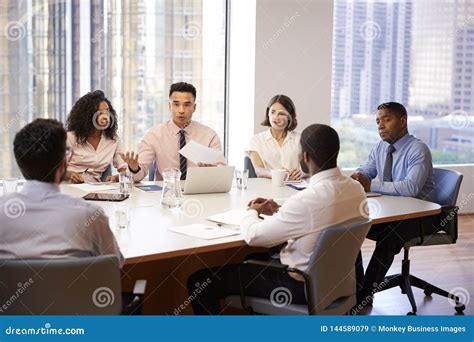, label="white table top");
[61,179,441,264]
